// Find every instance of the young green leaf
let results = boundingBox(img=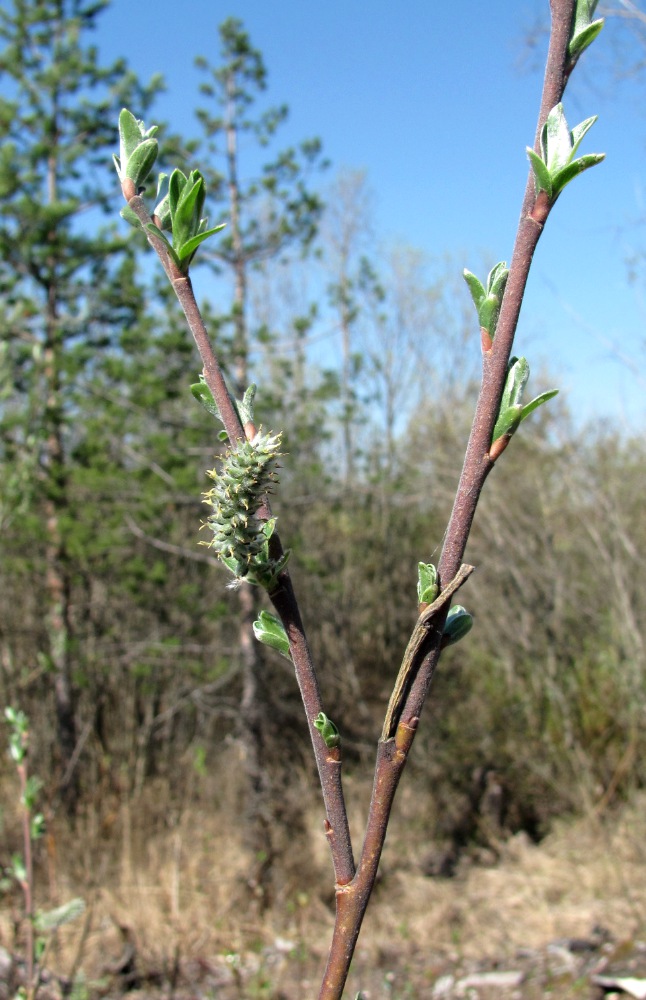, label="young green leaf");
[124,137,158,189]
[526,148,553,198]
[162,168,226,272]
[492,357,558,446]
[252,610,291,660]
[10,853,27,883]
[417,562,438,605]
[169,169,205,251]
[152,172,172,229]
[442,605,473,646]
[518,389,559,424]
[114,108,159,185]
[528,104,605,201]
[190,376,257,428]
[239,384,257,426]
[190,377,221,419]
[501,356,530,410]
[120,204,143,229]
[314,712,341,749]
[463,270,486,313]
[31,813,45,840]
[176,223,226,263]
[568,0,604,63]
[463,262,509,338]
